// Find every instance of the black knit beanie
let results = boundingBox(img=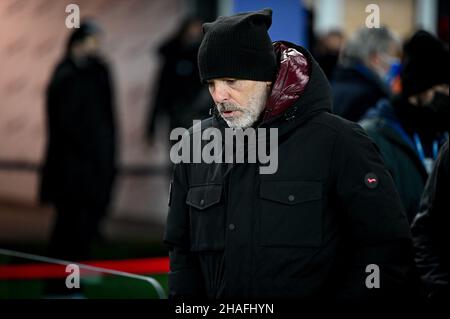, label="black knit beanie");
[198,8,277,83]
[401,30,449,98]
